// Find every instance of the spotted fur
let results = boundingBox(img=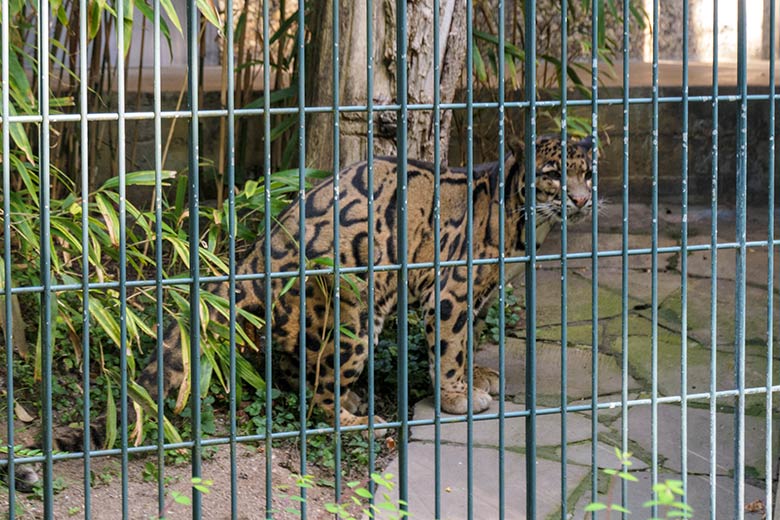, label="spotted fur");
[140,134,594,429]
